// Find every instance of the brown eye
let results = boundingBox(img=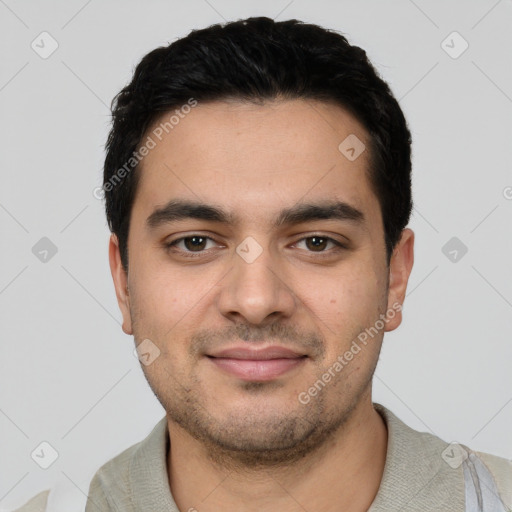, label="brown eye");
[182,236,208,251]
[295,236,345,253]
[305,236,329,251]
[165,235,217,256]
